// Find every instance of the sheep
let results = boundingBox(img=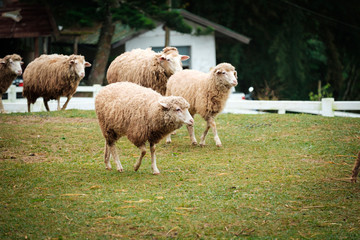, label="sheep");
[106,47,189,95]
[166,63,238,147]
[95,82,194,175]
[22,54,91,112]
[351,151,360,183]
[0,54,23,113]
